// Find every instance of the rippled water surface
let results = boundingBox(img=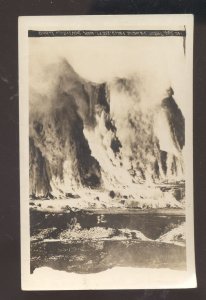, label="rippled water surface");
[31,209,186,273]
